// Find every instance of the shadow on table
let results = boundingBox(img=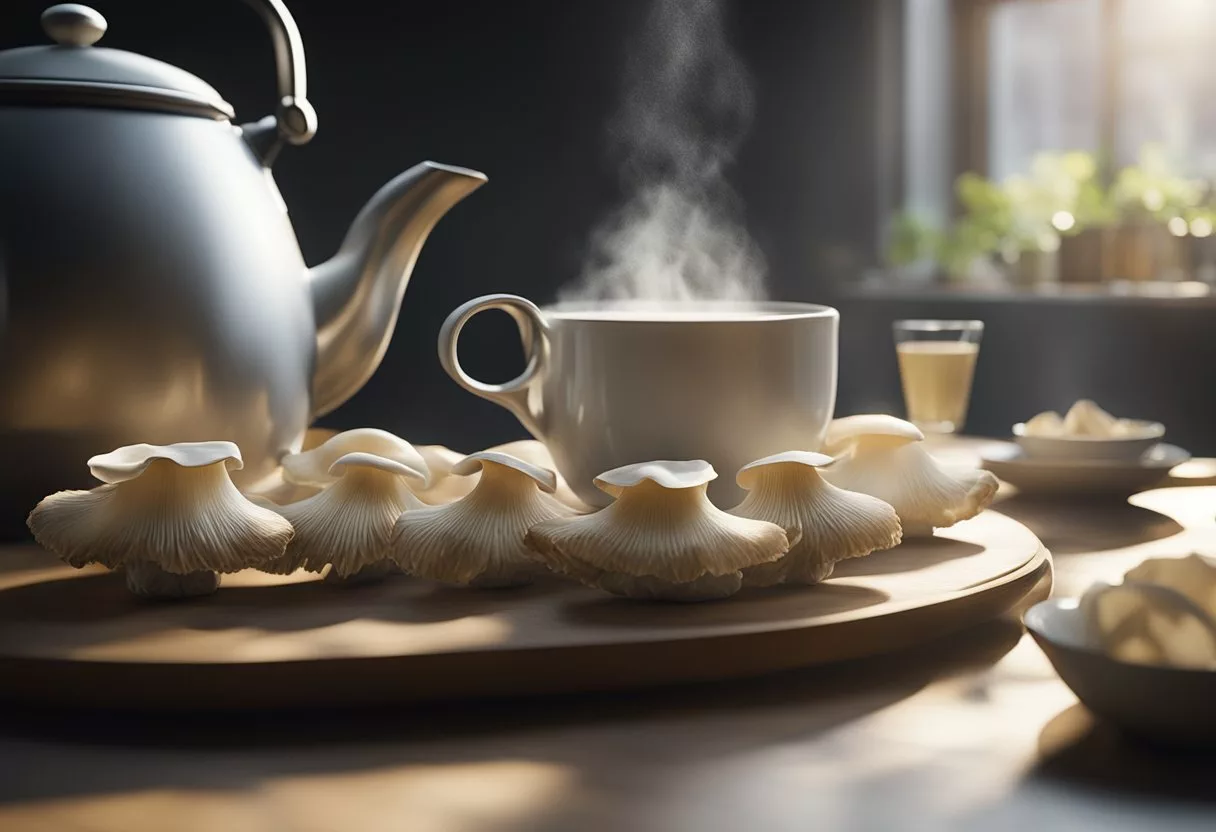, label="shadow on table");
[561,583,888,629]
[0,569,571,629]
[0,616,1026,814]
[995,498,1183,555]
[834,539,985,577]
[1028,704,1216,806]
